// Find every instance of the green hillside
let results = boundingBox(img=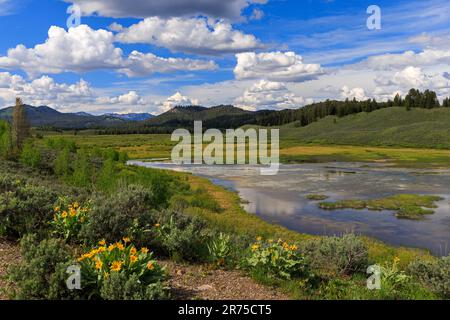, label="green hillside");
[281,107,450,149]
